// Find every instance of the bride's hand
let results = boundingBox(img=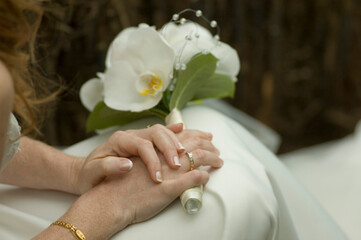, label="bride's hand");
[176,129,221,157]
[55,147,222,240]
[73,123,185,194]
